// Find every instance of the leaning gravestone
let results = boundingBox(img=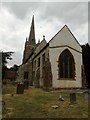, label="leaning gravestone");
[70,93,76,104]
[16,83,24,94]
